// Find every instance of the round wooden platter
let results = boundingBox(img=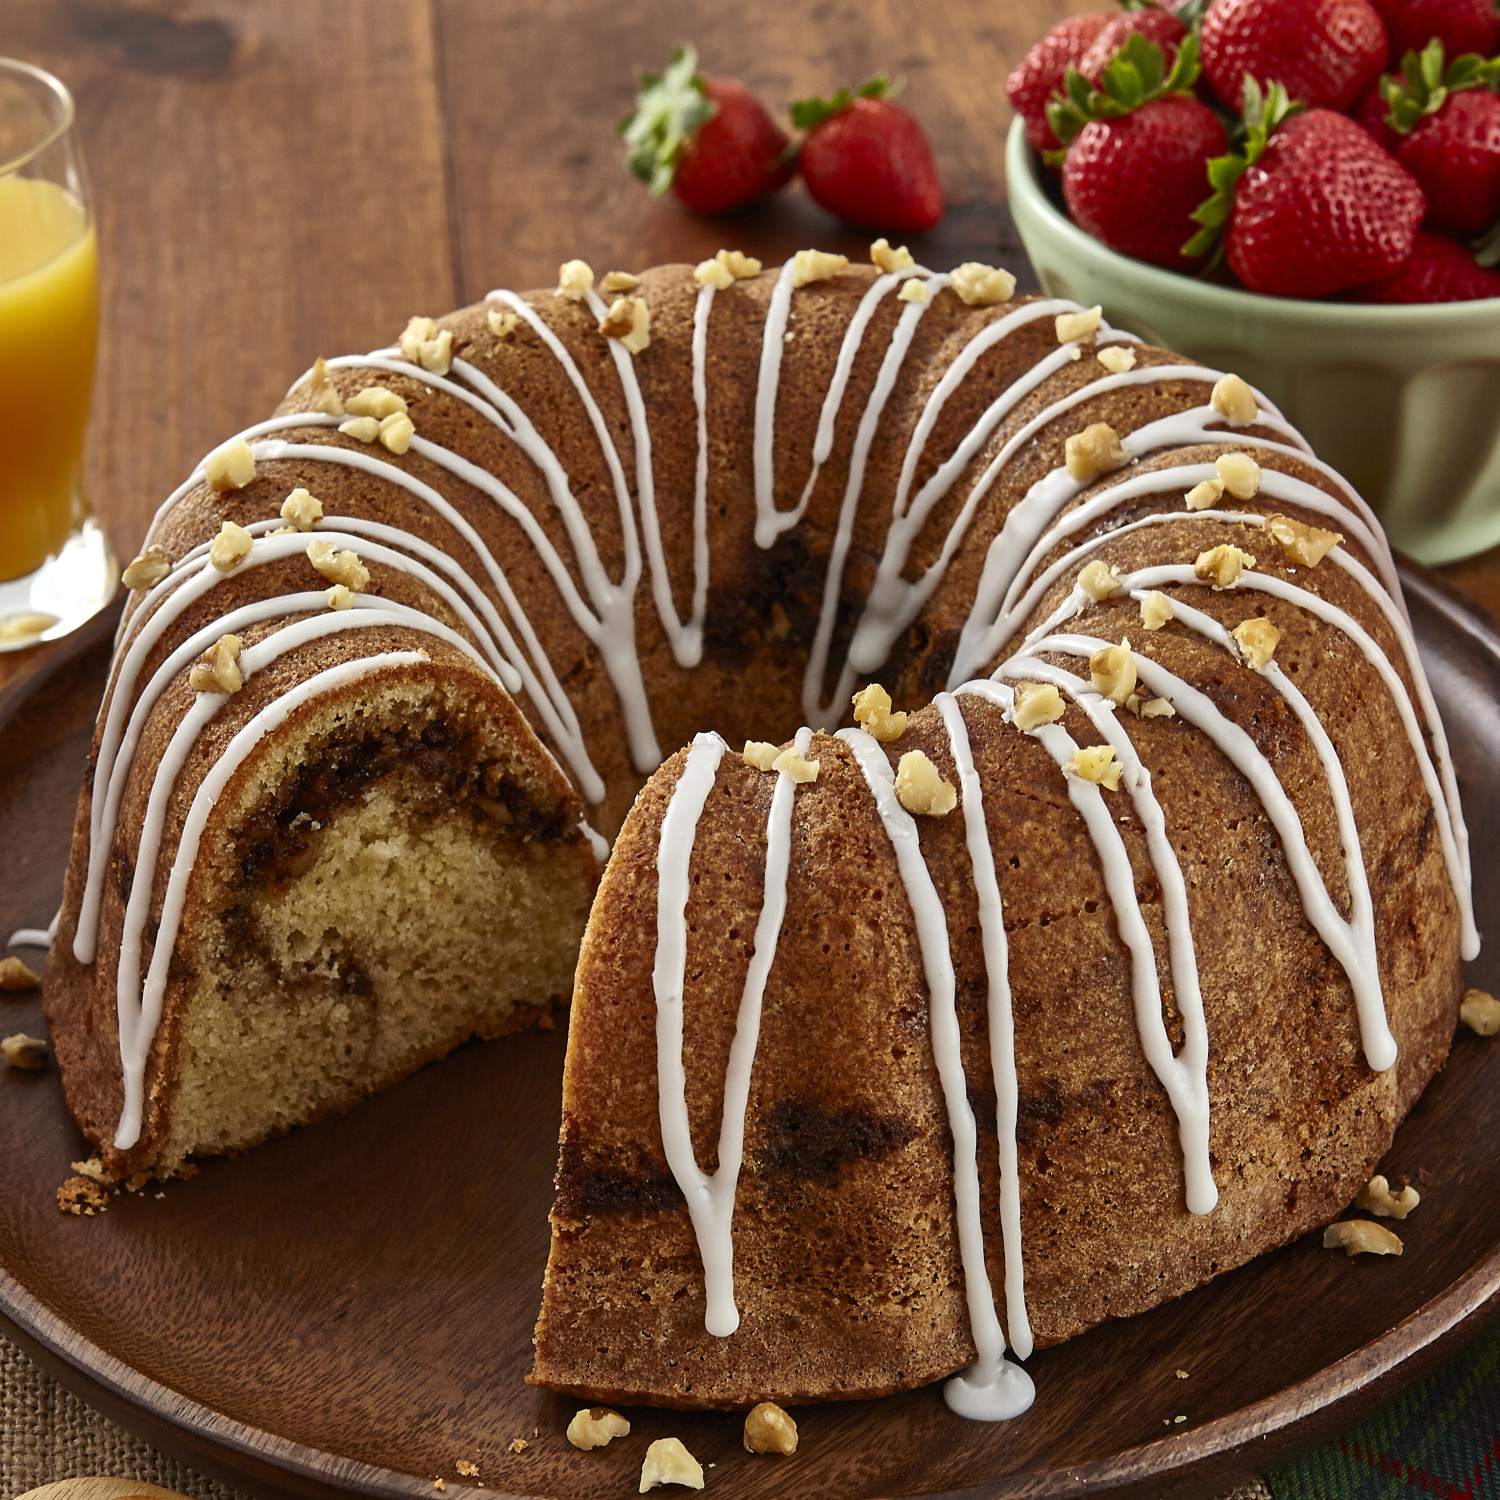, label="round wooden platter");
[2,572,1499,1500]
